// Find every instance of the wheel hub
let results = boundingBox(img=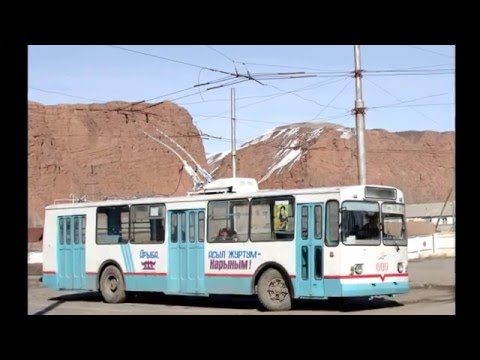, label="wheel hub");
[267,278,288,302]
[108,276,118,292]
